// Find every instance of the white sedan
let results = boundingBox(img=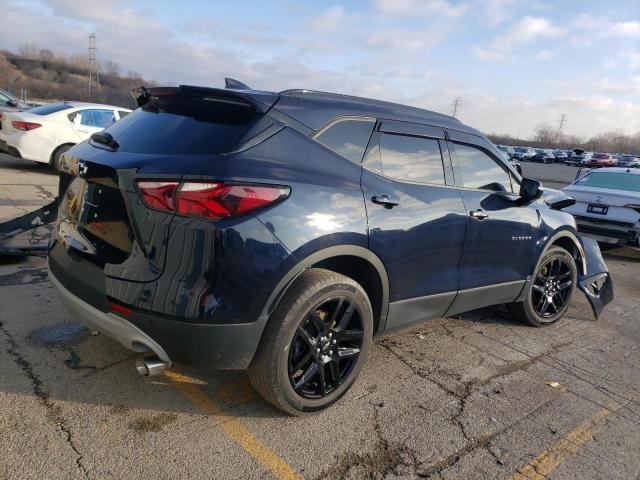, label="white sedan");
[0,102,131,170]
[563,167,640,246]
